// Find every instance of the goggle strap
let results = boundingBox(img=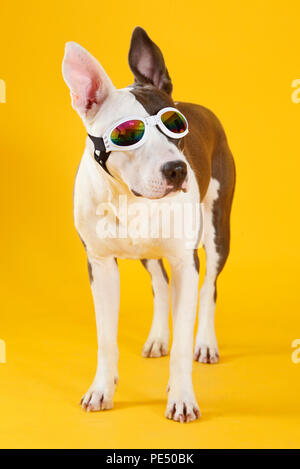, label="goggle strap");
[88,134,113,177]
